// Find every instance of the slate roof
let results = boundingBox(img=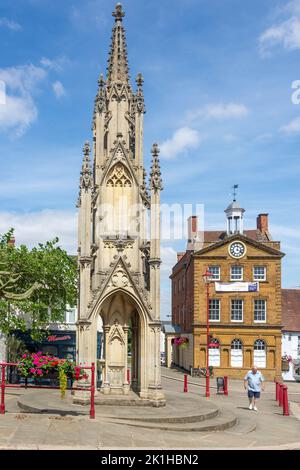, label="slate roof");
[282,289,300,332]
